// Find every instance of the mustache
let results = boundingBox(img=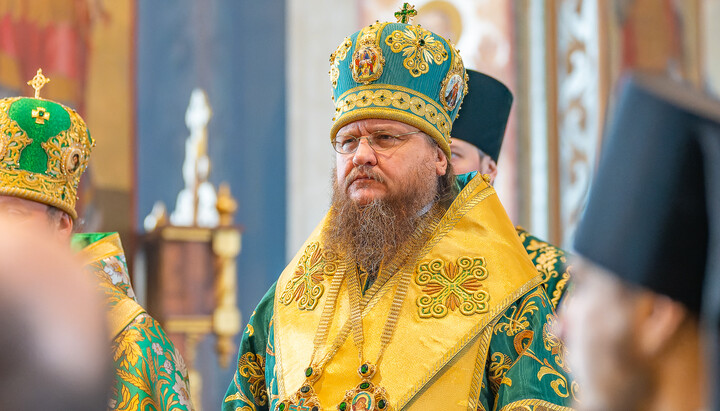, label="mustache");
[344,166,385,190]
